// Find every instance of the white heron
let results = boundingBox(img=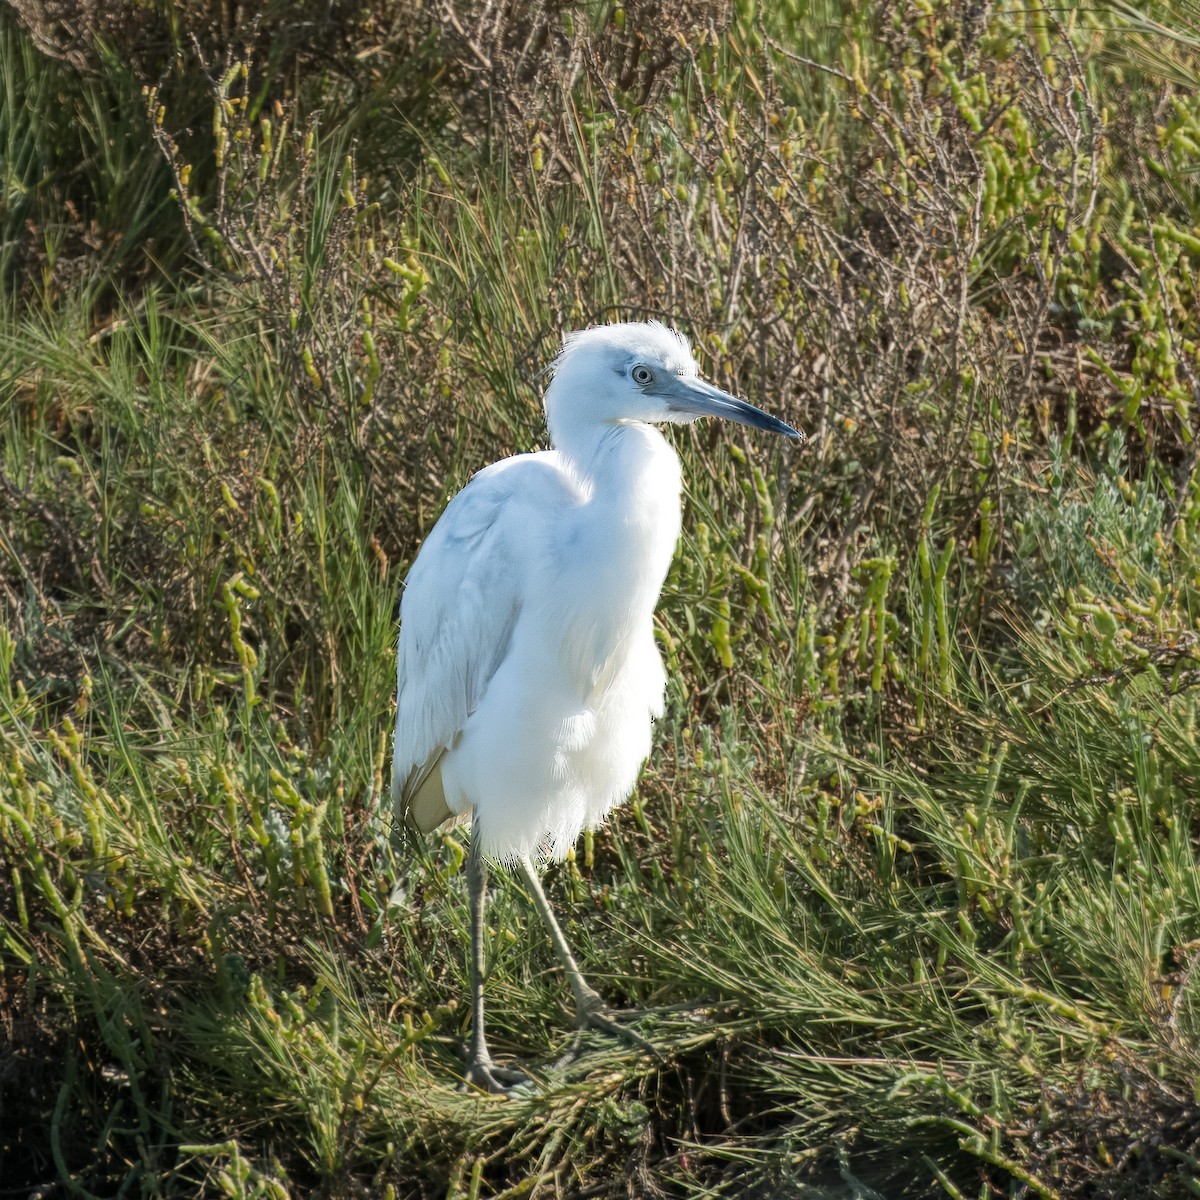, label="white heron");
[391,321,800,1091]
